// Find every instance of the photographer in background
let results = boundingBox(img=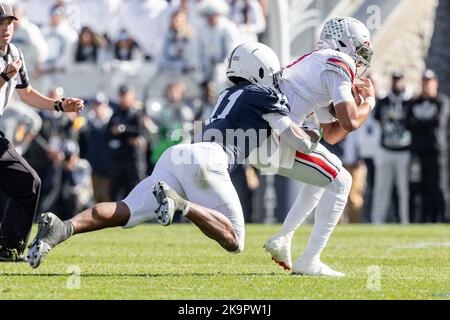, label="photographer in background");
[372,71,411,224]
[79,92,113,203]
[107,85,148,201]
[406,69,450,222]
[40,140,93,221]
